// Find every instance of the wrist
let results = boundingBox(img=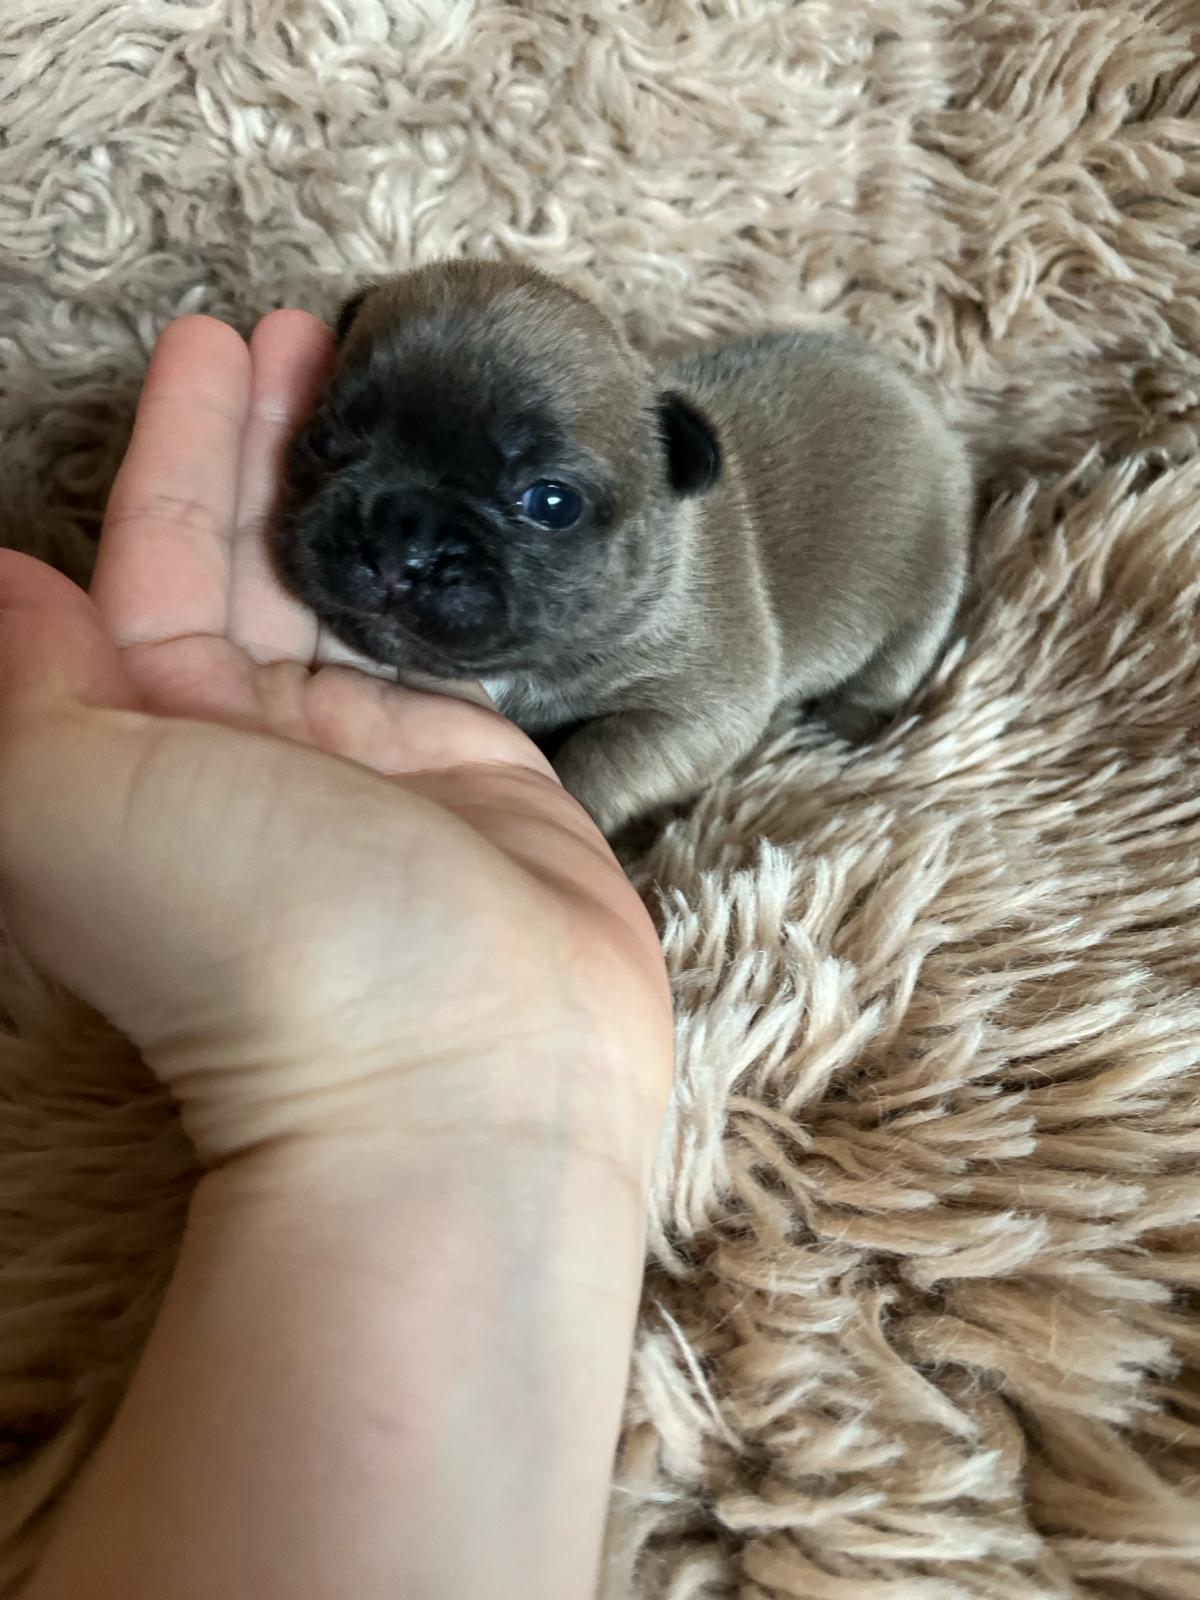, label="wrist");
[189,1109,654,1270]
[165,1016,668,1182]
[179,1113,651,1600]
[28,1109,650,1600]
